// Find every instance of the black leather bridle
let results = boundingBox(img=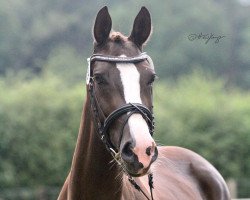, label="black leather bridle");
[87,52,155,154]
[86,52,155,200]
